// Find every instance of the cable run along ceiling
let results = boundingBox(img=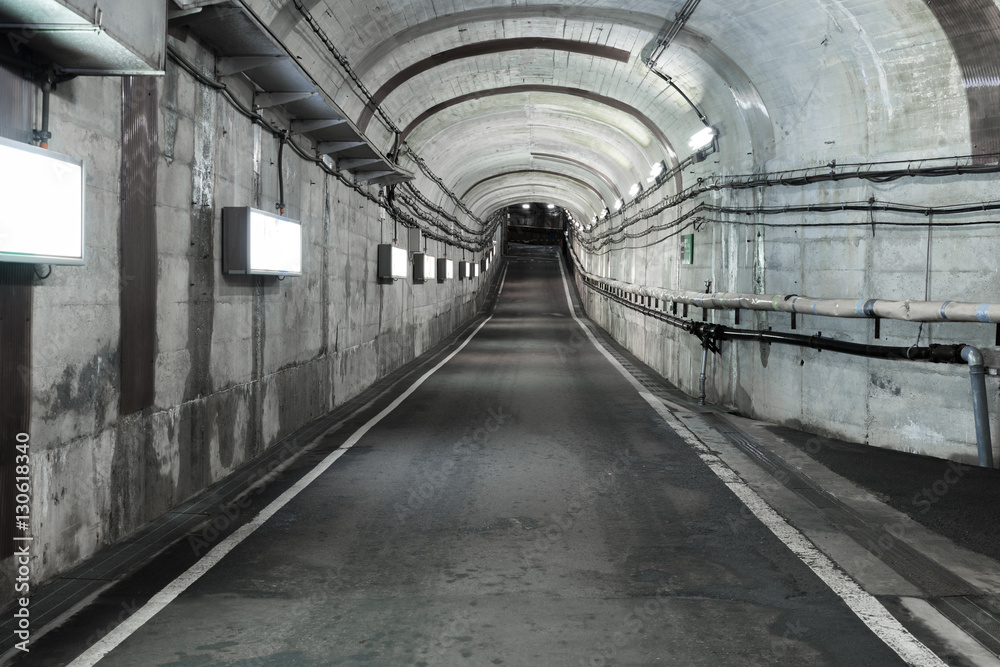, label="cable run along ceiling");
[183,0,999,229]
